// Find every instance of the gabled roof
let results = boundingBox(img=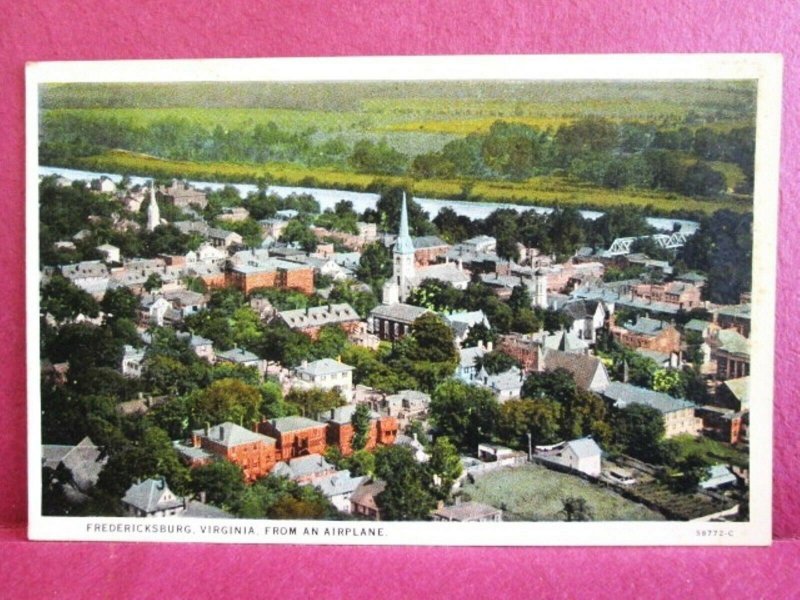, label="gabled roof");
[122,478,184,513]
[350,479,386,510]
[722,376,750,403]
[715,329,750,357]
[271,454,334,479]
[42,436,107,491]
[314,470,367,497]
[543,349,609,392]
[565,437,602,459]
[459,345,488,369]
